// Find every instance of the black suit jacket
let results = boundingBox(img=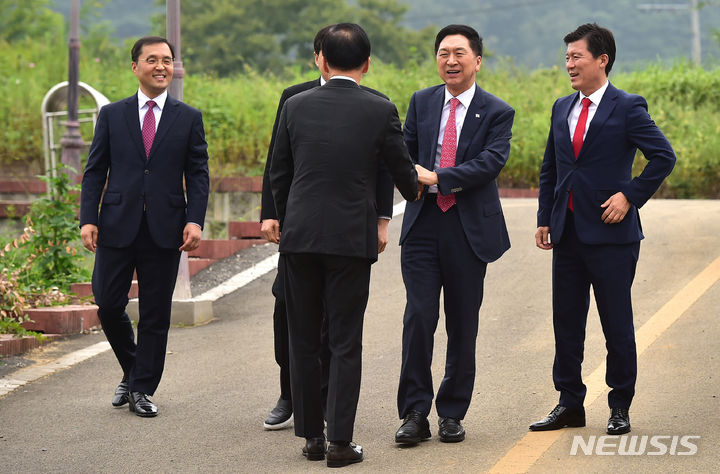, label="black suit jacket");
[80,94,210,249]
[261,78,395,222]
[270,78,418,262]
